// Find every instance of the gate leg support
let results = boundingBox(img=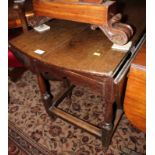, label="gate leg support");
[63,77,72,99]
[37,74,56,120]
